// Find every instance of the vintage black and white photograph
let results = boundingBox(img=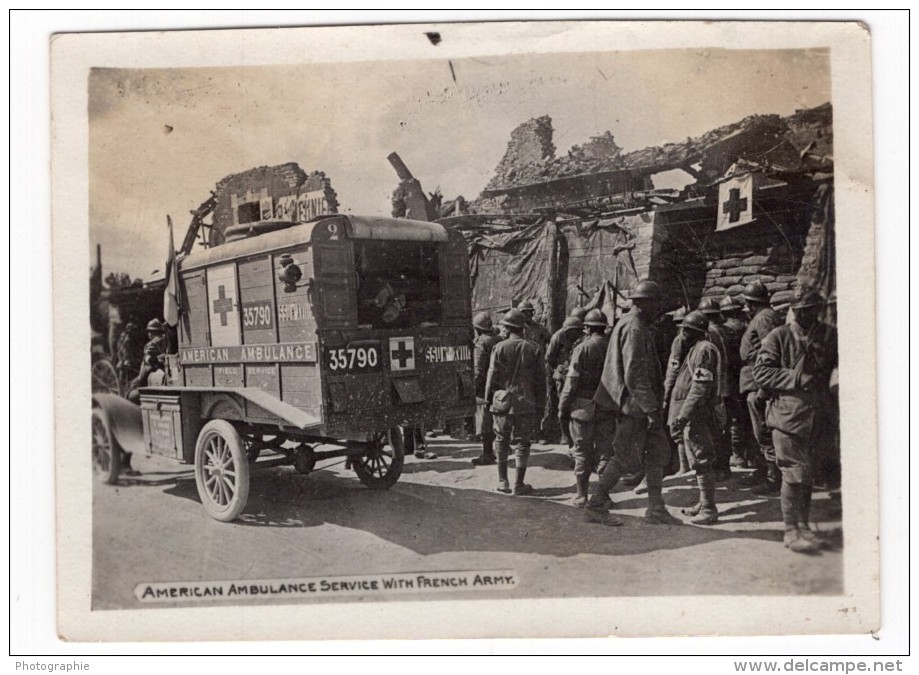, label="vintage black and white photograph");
[52,20,878,641]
